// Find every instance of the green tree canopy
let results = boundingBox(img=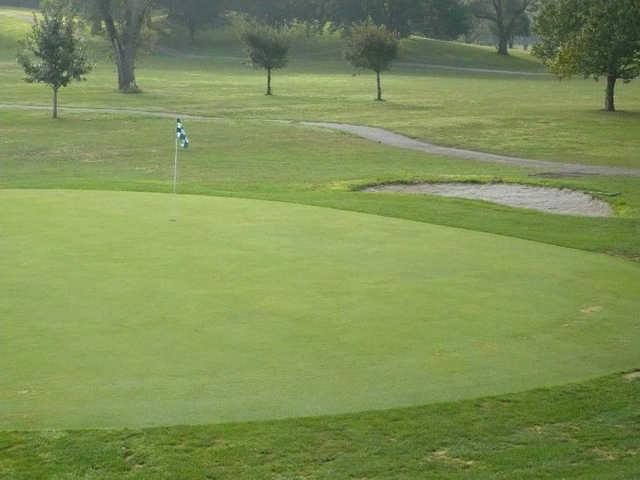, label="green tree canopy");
[533,0,640,112]
[18,0,92,118]
[345,22,399,101]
